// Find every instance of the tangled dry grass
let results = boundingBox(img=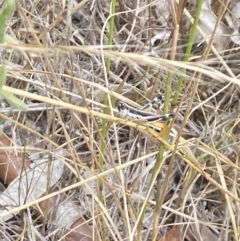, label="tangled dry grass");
[1,0,240,240]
